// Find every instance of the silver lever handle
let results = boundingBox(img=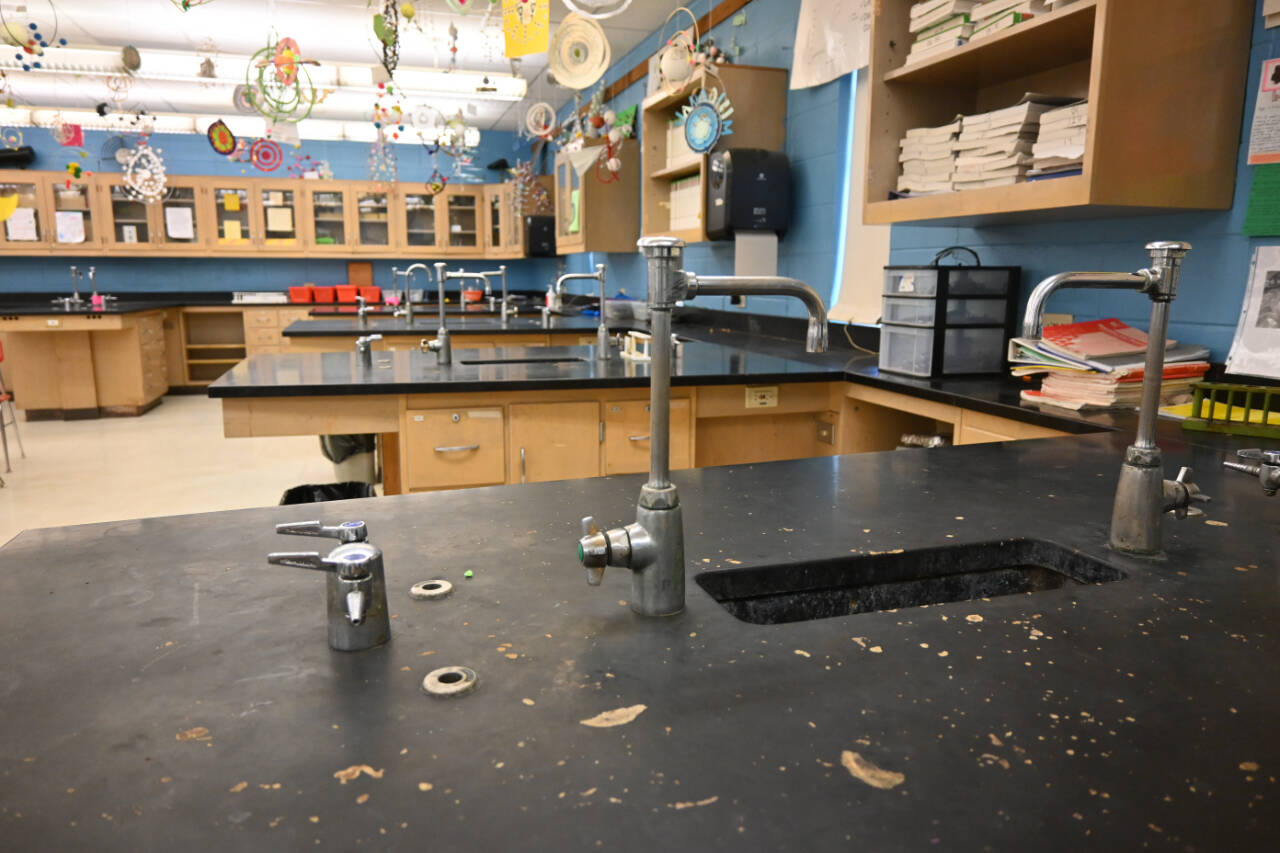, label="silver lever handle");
[275,520,368,543]
[433,444,479,452]
[267,551,333,571]
[1168,467,1211,519]
[579,516,607,585]
[627,434,650,442]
